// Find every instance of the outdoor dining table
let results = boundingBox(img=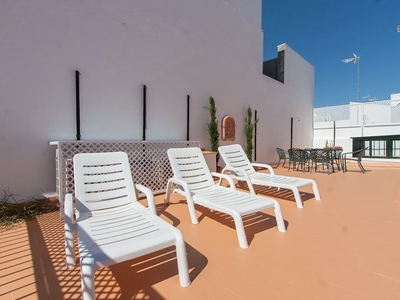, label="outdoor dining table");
[289,147,343,173]
[302,147,342,174]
